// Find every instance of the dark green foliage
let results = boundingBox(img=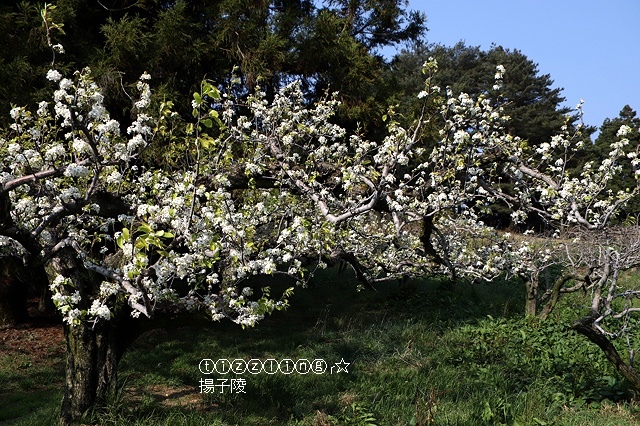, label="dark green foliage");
[390,42,578,145]
[0,2,51,124]
[436,44,571,146]
[324,0,425,49]
[0,0,426,134]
